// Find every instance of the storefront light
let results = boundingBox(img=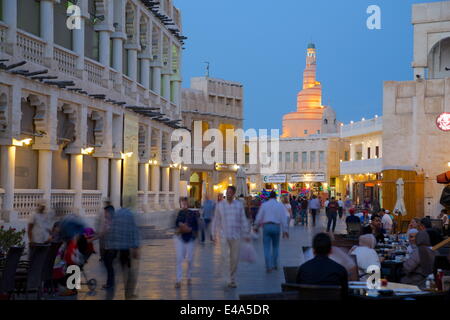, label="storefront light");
[121,152,133,159]
[233,164,240,170]
[448,162,450,168]
[12,138,33,147]
[183,166,187,171]
[81,147,95,155]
